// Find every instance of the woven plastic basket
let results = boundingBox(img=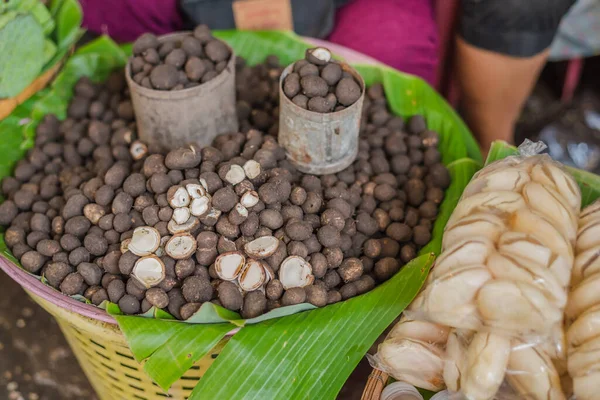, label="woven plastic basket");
[0,39,383,399]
